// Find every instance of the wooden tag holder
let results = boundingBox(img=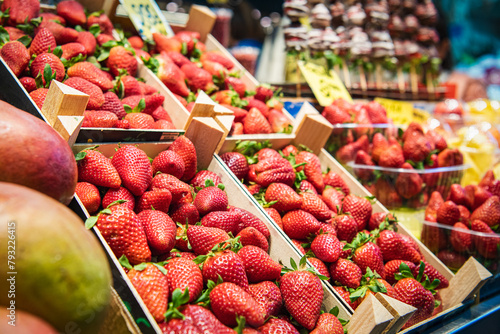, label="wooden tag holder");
[184,117,225,171]
[40,80,88,146]
[292,102,333,155]
[348,294,394,334]
[375,294,416,334]
[184,5,216,43]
